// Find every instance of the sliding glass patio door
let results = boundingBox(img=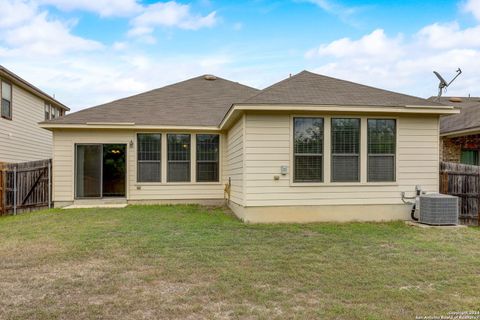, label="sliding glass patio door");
[75,144,126,198]
[76,145,102,198]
